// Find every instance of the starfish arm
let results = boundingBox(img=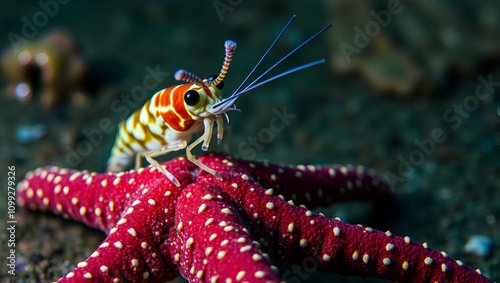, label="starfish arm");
[17,166,131,232]
[56,206,180,283]
[17,158,198,282]
[199,154,393,209]
[17,158,197,232]
[200,168,492,283]
[174,180,281,283]
[276,209,492,283]
[16,153,492,282]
